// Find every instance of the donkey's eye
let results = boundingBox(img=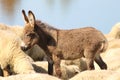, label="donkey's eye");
[26,34,30,37]
[28,34,35,38]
